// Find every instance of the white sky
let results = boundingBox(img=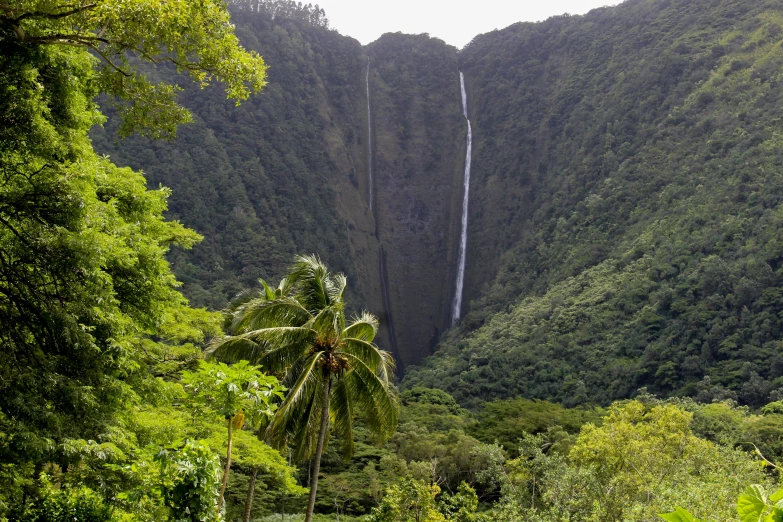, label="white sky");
[317,0,618,49]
